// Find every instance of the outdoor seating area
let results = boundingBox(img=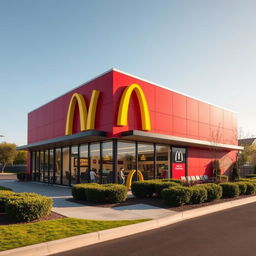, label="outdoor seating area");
[180,175,213,184]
